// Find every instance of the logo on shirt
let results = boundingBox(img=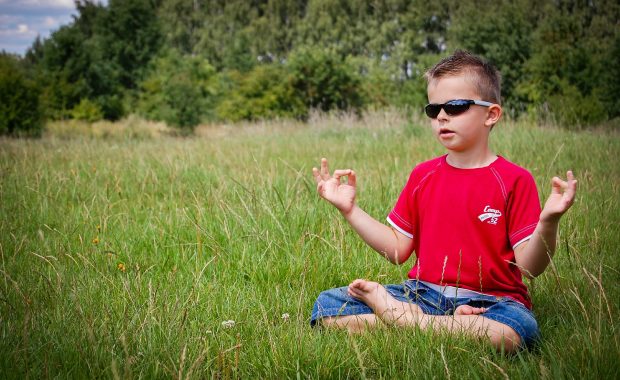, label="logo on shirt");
[478,205,502,225]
